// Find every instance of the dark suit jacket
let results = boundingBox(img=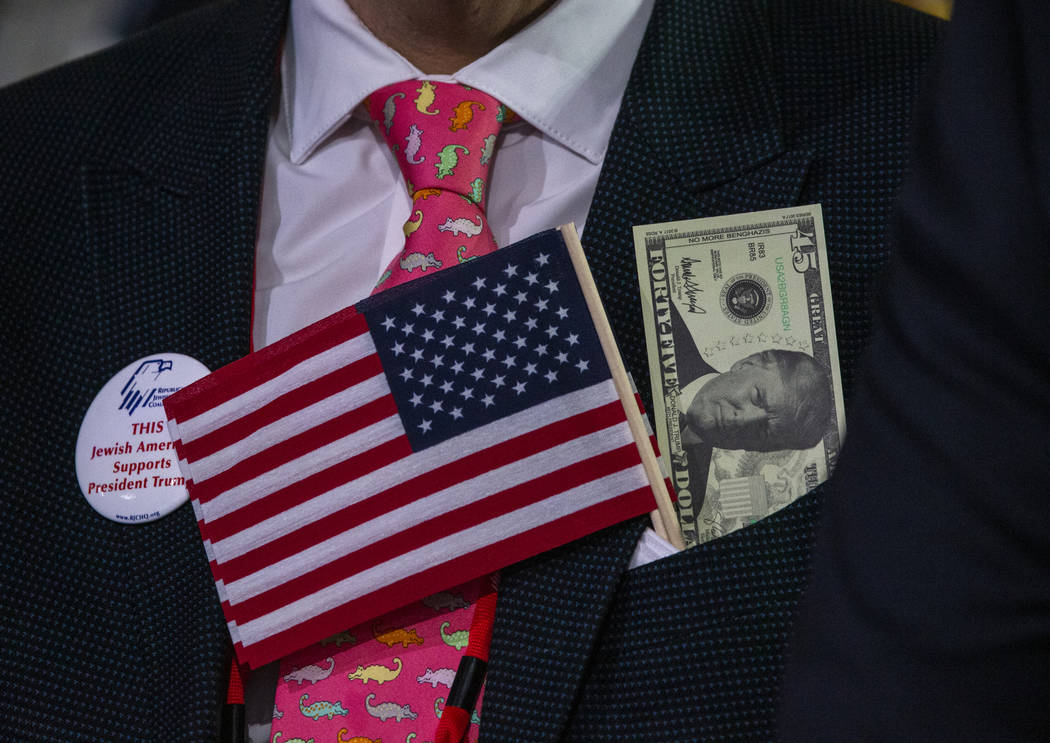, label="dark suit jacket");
[779,2,1050,740]
[0,0,940,739]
